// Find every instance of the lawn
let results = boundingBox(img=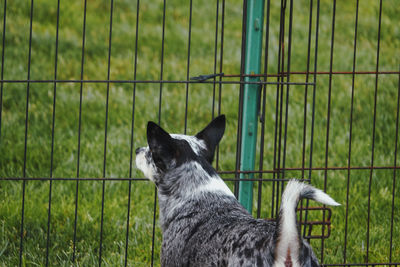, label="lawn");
[0,0,399,266]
